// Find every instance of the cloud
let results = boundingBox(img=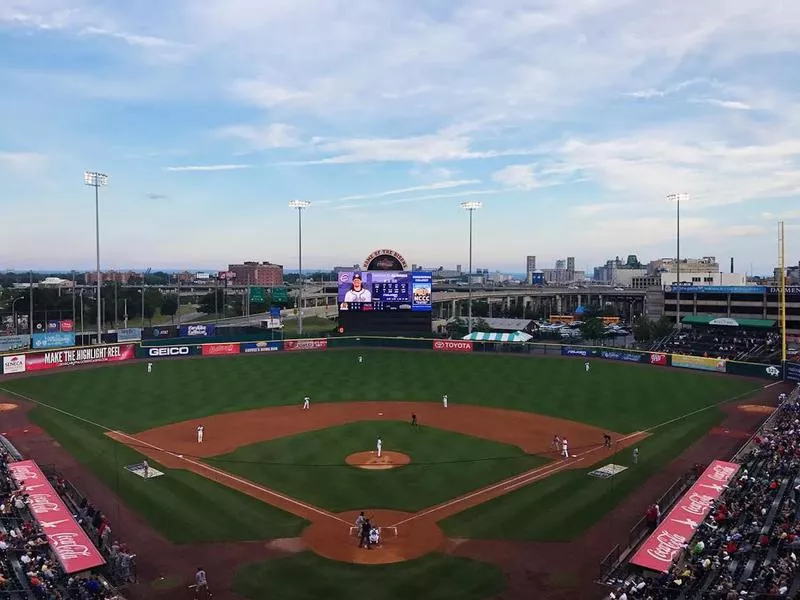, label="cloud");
[330,180,481,203]
[0,151,47,175]
[625,78,710,100]
[164,164,251,172]
[216,122,302,150]
[693,98,752,110]
[146,193,169,200]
